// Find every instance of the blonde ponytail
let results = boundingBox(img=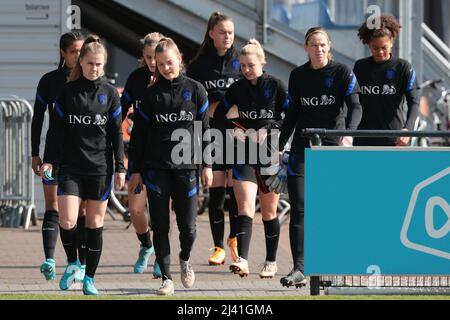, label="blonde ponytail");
[240,38,266,64]
[69,35,107,82]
